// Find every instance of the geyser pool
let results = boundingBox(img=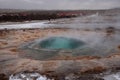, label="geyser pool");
[20,37,86,60]
[39,37,85,49]
[20,32,120,60]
